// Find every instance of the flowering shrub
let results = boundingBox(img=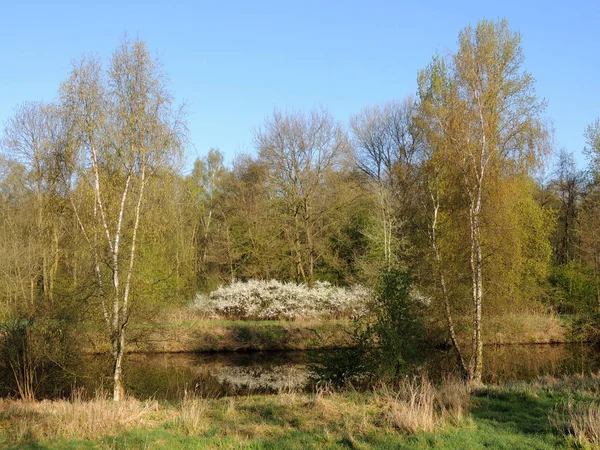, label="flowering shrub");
[192,279,370,320]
